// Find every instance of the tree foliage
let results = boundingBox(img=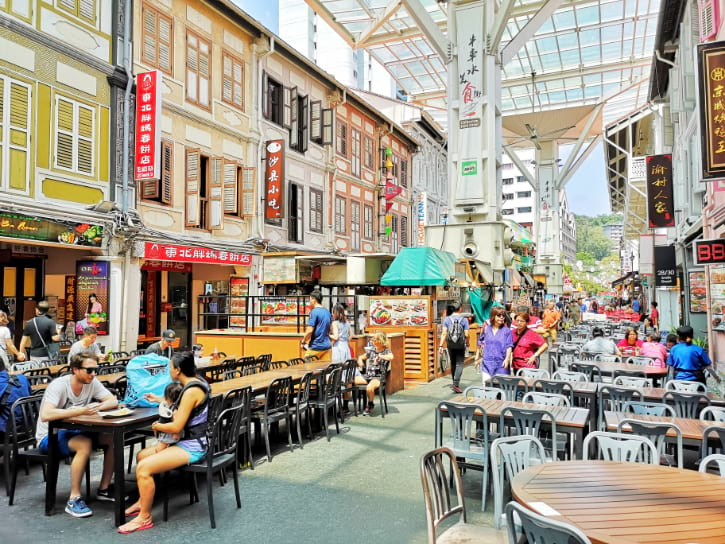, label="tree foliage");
[575,214,621,261]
